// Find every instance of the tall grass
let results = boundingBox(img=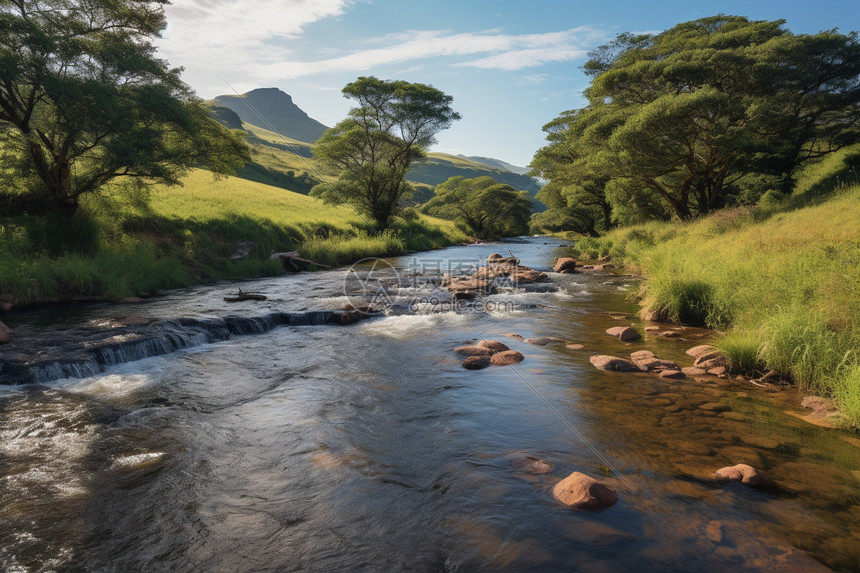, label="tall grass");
[575,184,860,420]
